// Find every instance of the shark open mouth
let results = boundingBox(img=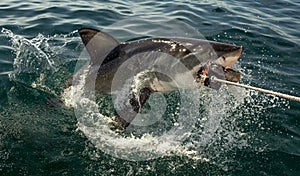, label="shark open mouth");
[195,61,241,90]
